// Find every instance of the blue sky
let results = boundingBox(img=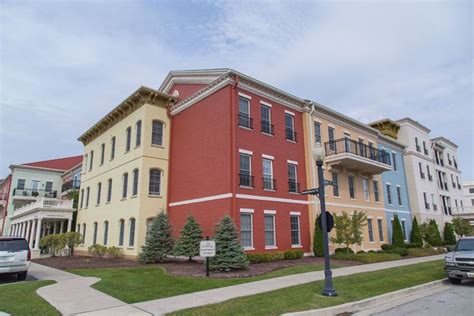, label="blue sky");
[0,0,472,179]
